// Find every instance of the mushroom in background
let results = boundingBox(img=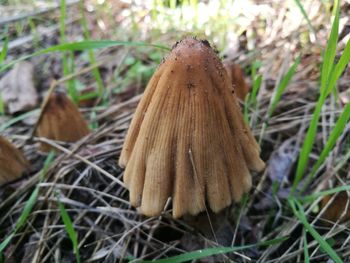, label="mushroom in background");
[119,37,265,218]
[224,62,250,101]
[0,136,29,186]
[321,192,350,225]
[35,92,90,152]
